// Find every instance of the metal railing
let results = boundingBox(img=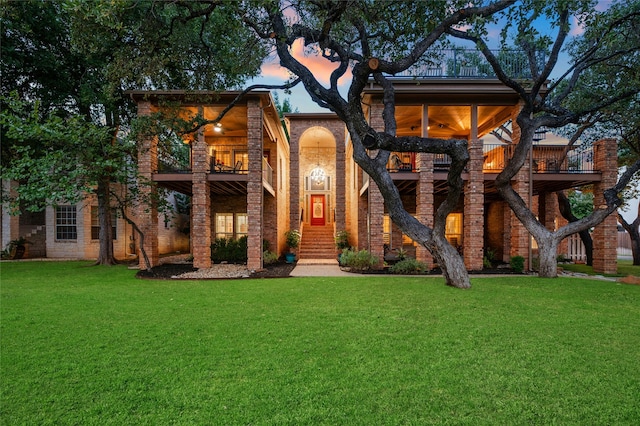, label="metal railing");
[210,144,248,174]
[483,144,594,173]
[394,48,543,79]
[262,157,273,186]
[374,144,595,174]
